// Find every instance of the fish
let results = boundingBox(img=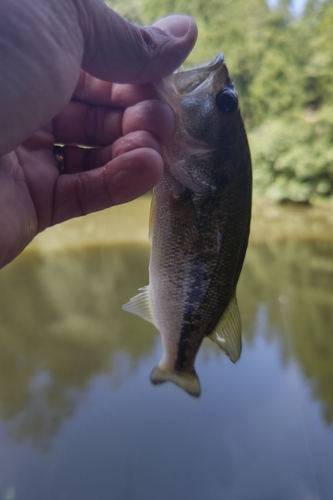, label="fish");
[123,54,252,397]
